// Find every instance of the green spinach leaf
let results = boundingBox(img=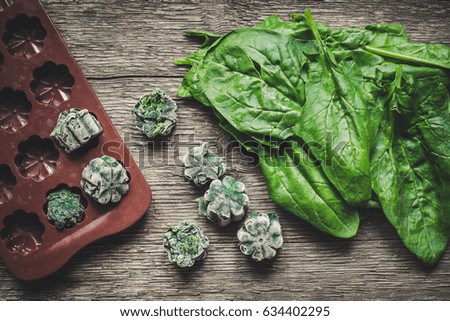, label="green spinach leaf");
[298,10,373,206]
[197,28,311,141]
[366,43,450,69]
[371,66,450,265]
[260,141,360,238]
[176,11,450,264]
